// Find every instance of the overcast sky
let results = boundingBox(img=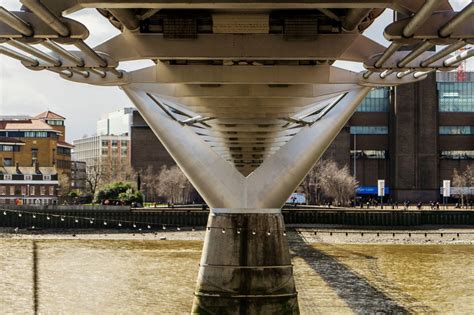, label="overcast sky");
[0,0,472,142]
